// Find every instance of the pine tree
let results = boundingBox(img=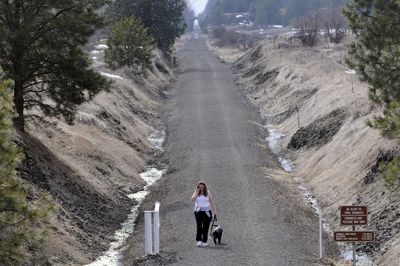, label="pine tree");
[105,17,154,73]
[210,0,225,25]
[0,68,51,265]
[344,0,400,185]
[0,0,111,131]
[108,0,187,51]
[344,1,400,134]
